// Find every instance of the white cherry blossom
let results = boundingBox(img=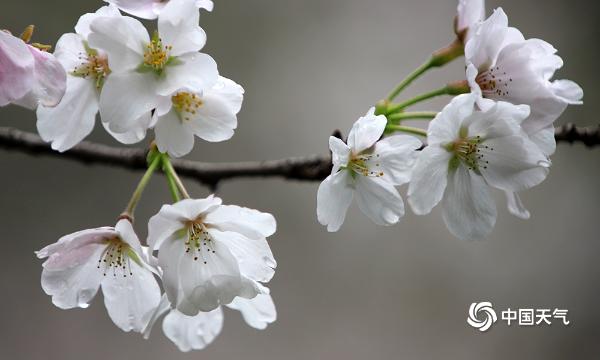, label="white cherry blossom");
[147,195,276,315]
[154,76,244,157]
[465,8,583,136]
[317,108,421,232]
[35,5,153,152]
[105,0,213,20]
[408,94,549,241]
[36,219,161,333]
[0,29,65,109]
[88,0,218,135]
